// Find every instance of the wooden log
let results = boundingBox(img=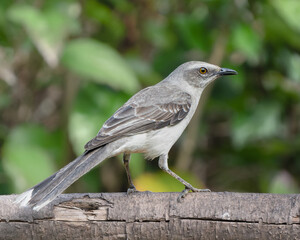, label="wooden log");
[0,192,299,239]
